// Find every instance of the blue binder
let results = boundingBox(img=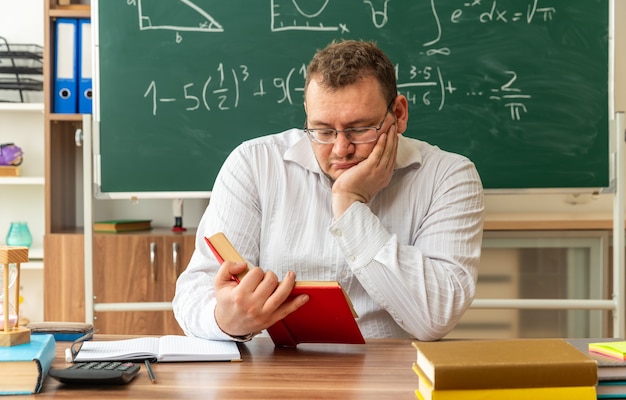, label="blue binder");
[53,18,78,114]
[78,19,92,114]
